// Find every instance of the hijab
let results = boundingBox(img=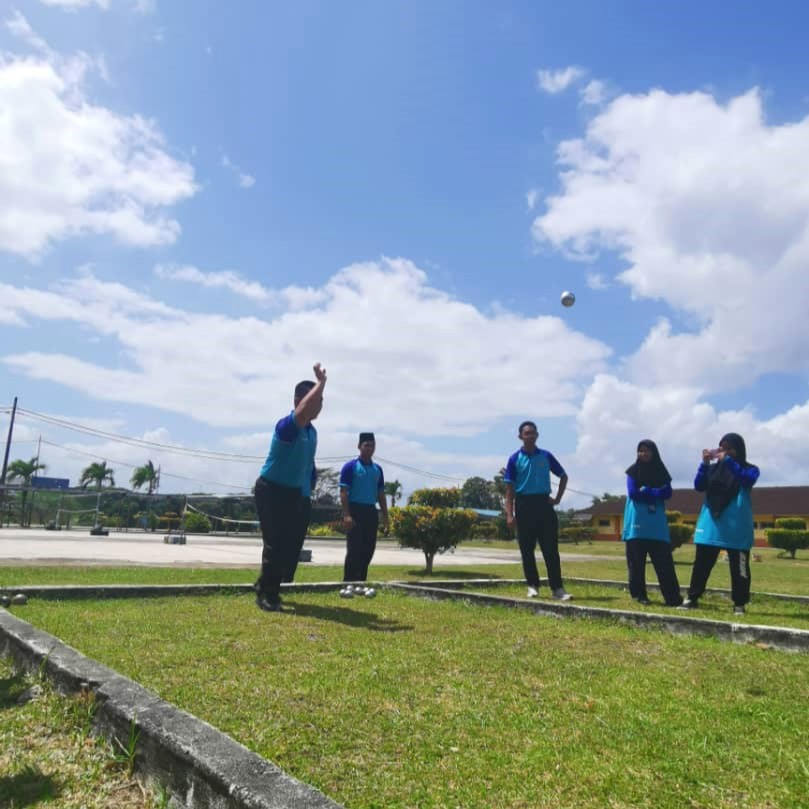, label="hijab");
[705,433,749,518]
[625,439,672,488]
